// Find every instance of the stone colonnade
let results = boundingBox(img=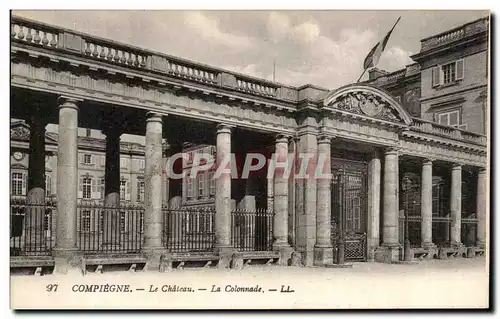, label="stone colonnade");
[26,97,487,271]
